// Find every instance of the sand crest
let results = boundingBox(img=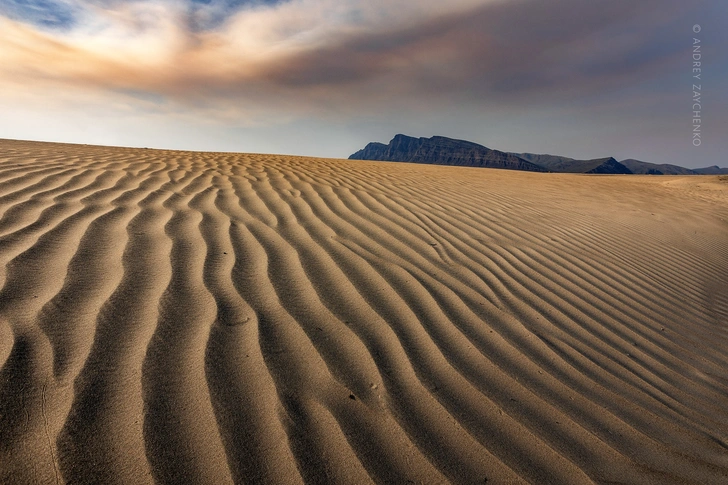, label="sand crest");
[1,139,727,484]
